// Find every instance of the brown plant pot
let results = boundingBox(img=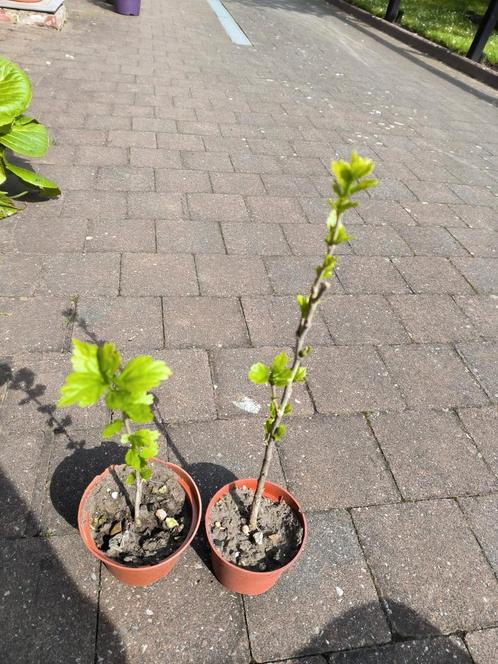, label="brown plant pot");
[78,458,202,587]
[205,478,307,596]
